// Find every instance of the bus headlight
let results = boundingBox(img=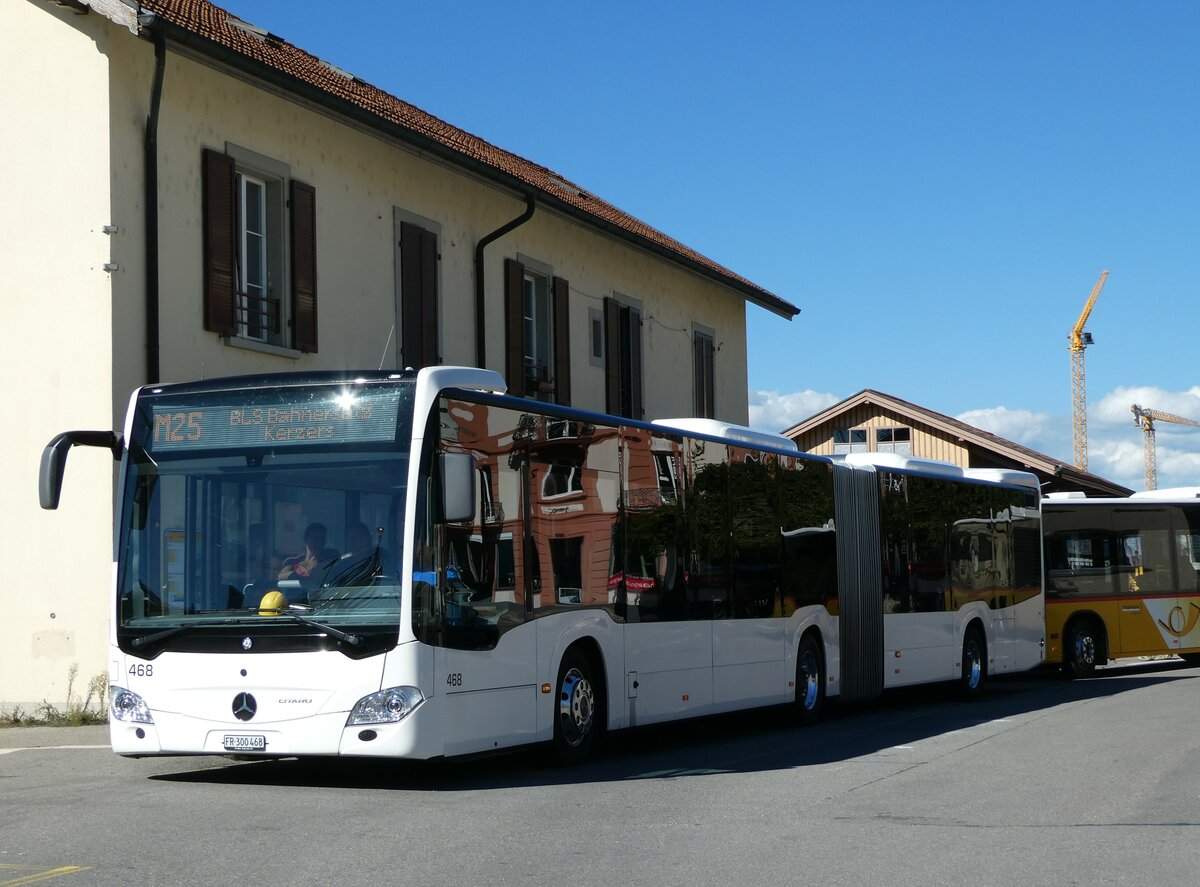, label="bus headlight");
[347,686,425,725]
[110,686,154,724]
